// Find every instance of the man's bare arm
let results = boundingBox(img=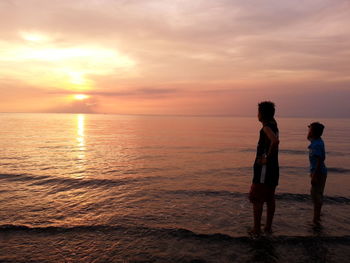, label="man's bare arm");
[263,126,279,157]
[260,126,279,164]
